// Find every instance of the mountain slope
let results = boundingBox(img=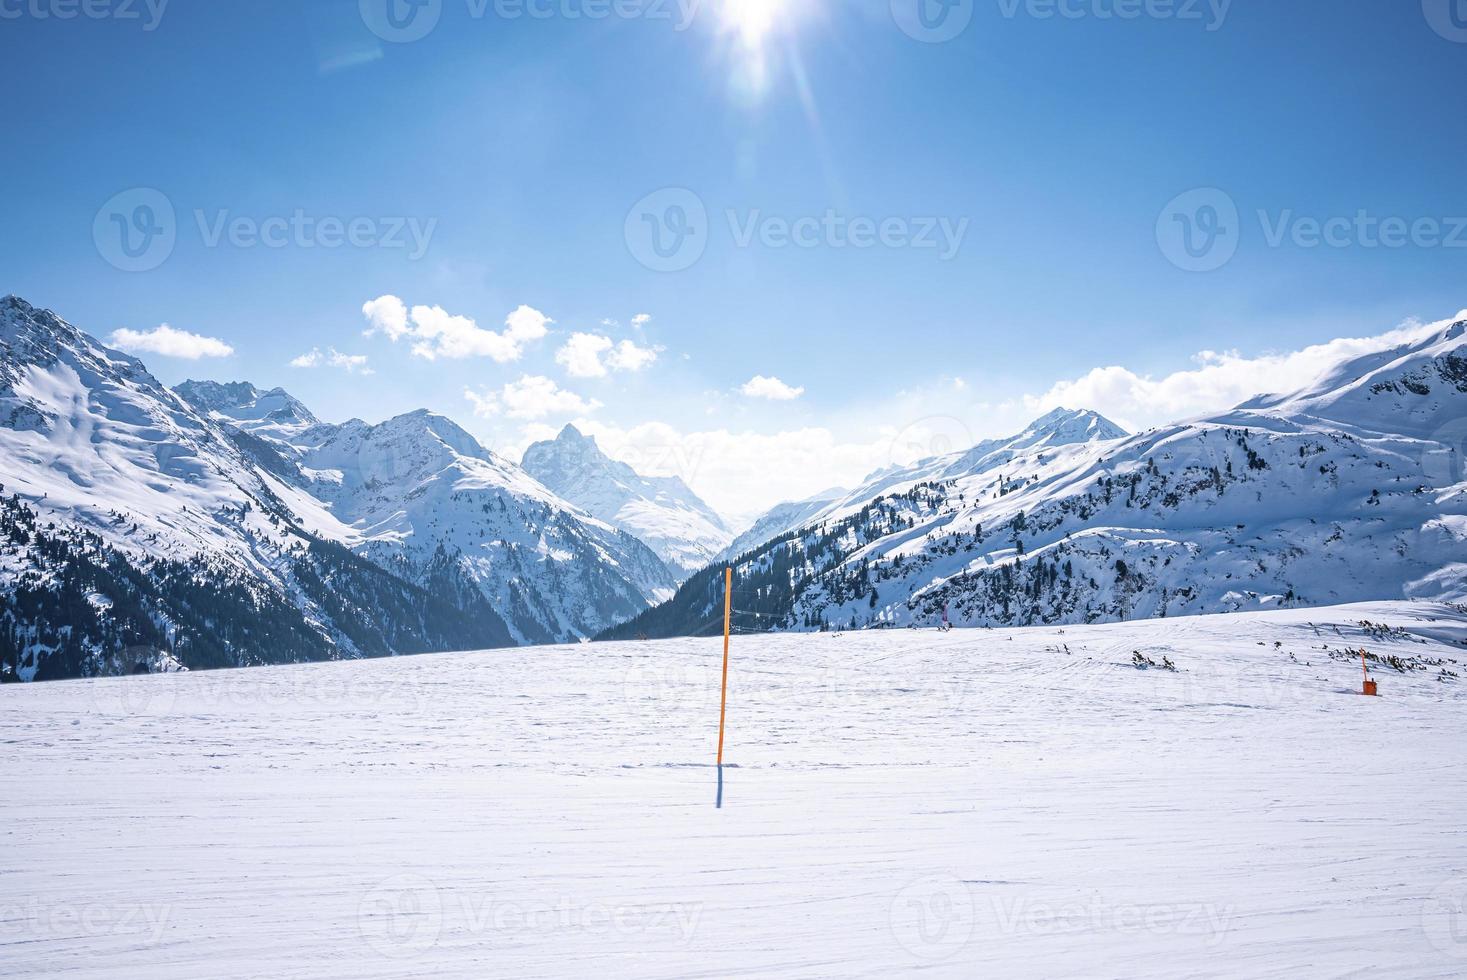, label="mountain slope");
[522,424,732,577]
[231,411,678,644]
[712,410,1126,570]
[173,379,319,434]
[173,384,677,644]
[718,486,849,565]
[0,296,672,681]
[601,322,1467,640]
[0,296,513,680]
